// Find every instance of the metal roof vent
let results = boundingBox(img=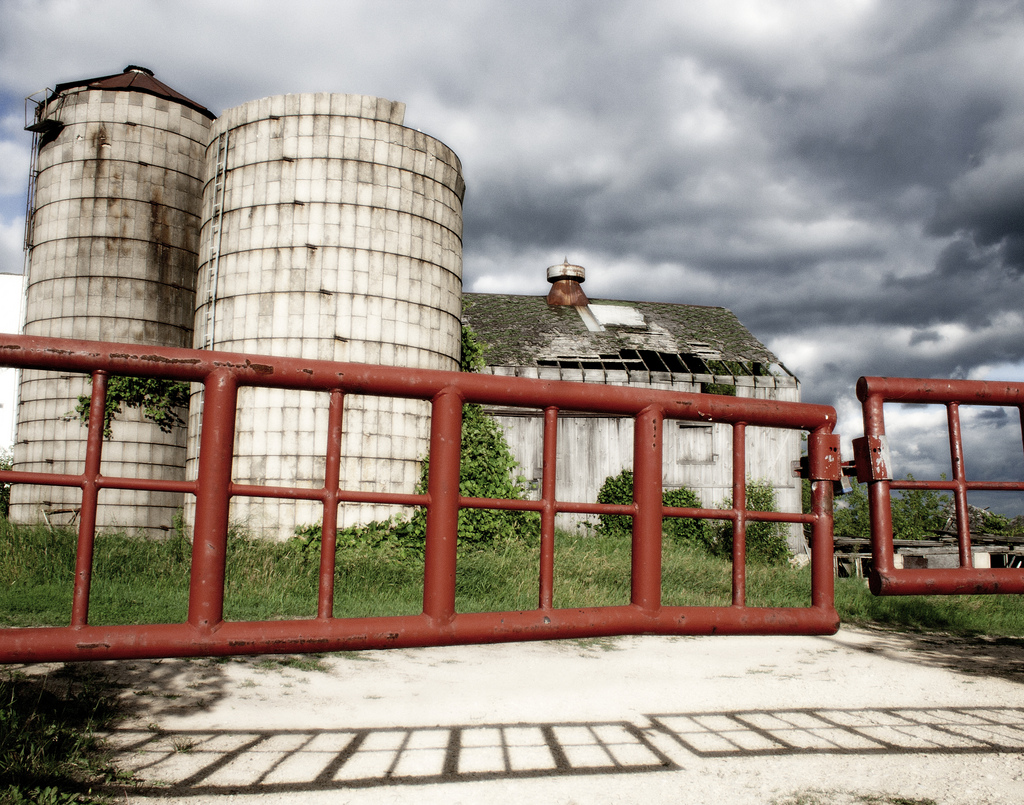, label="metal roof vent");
[546,258,589,306]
